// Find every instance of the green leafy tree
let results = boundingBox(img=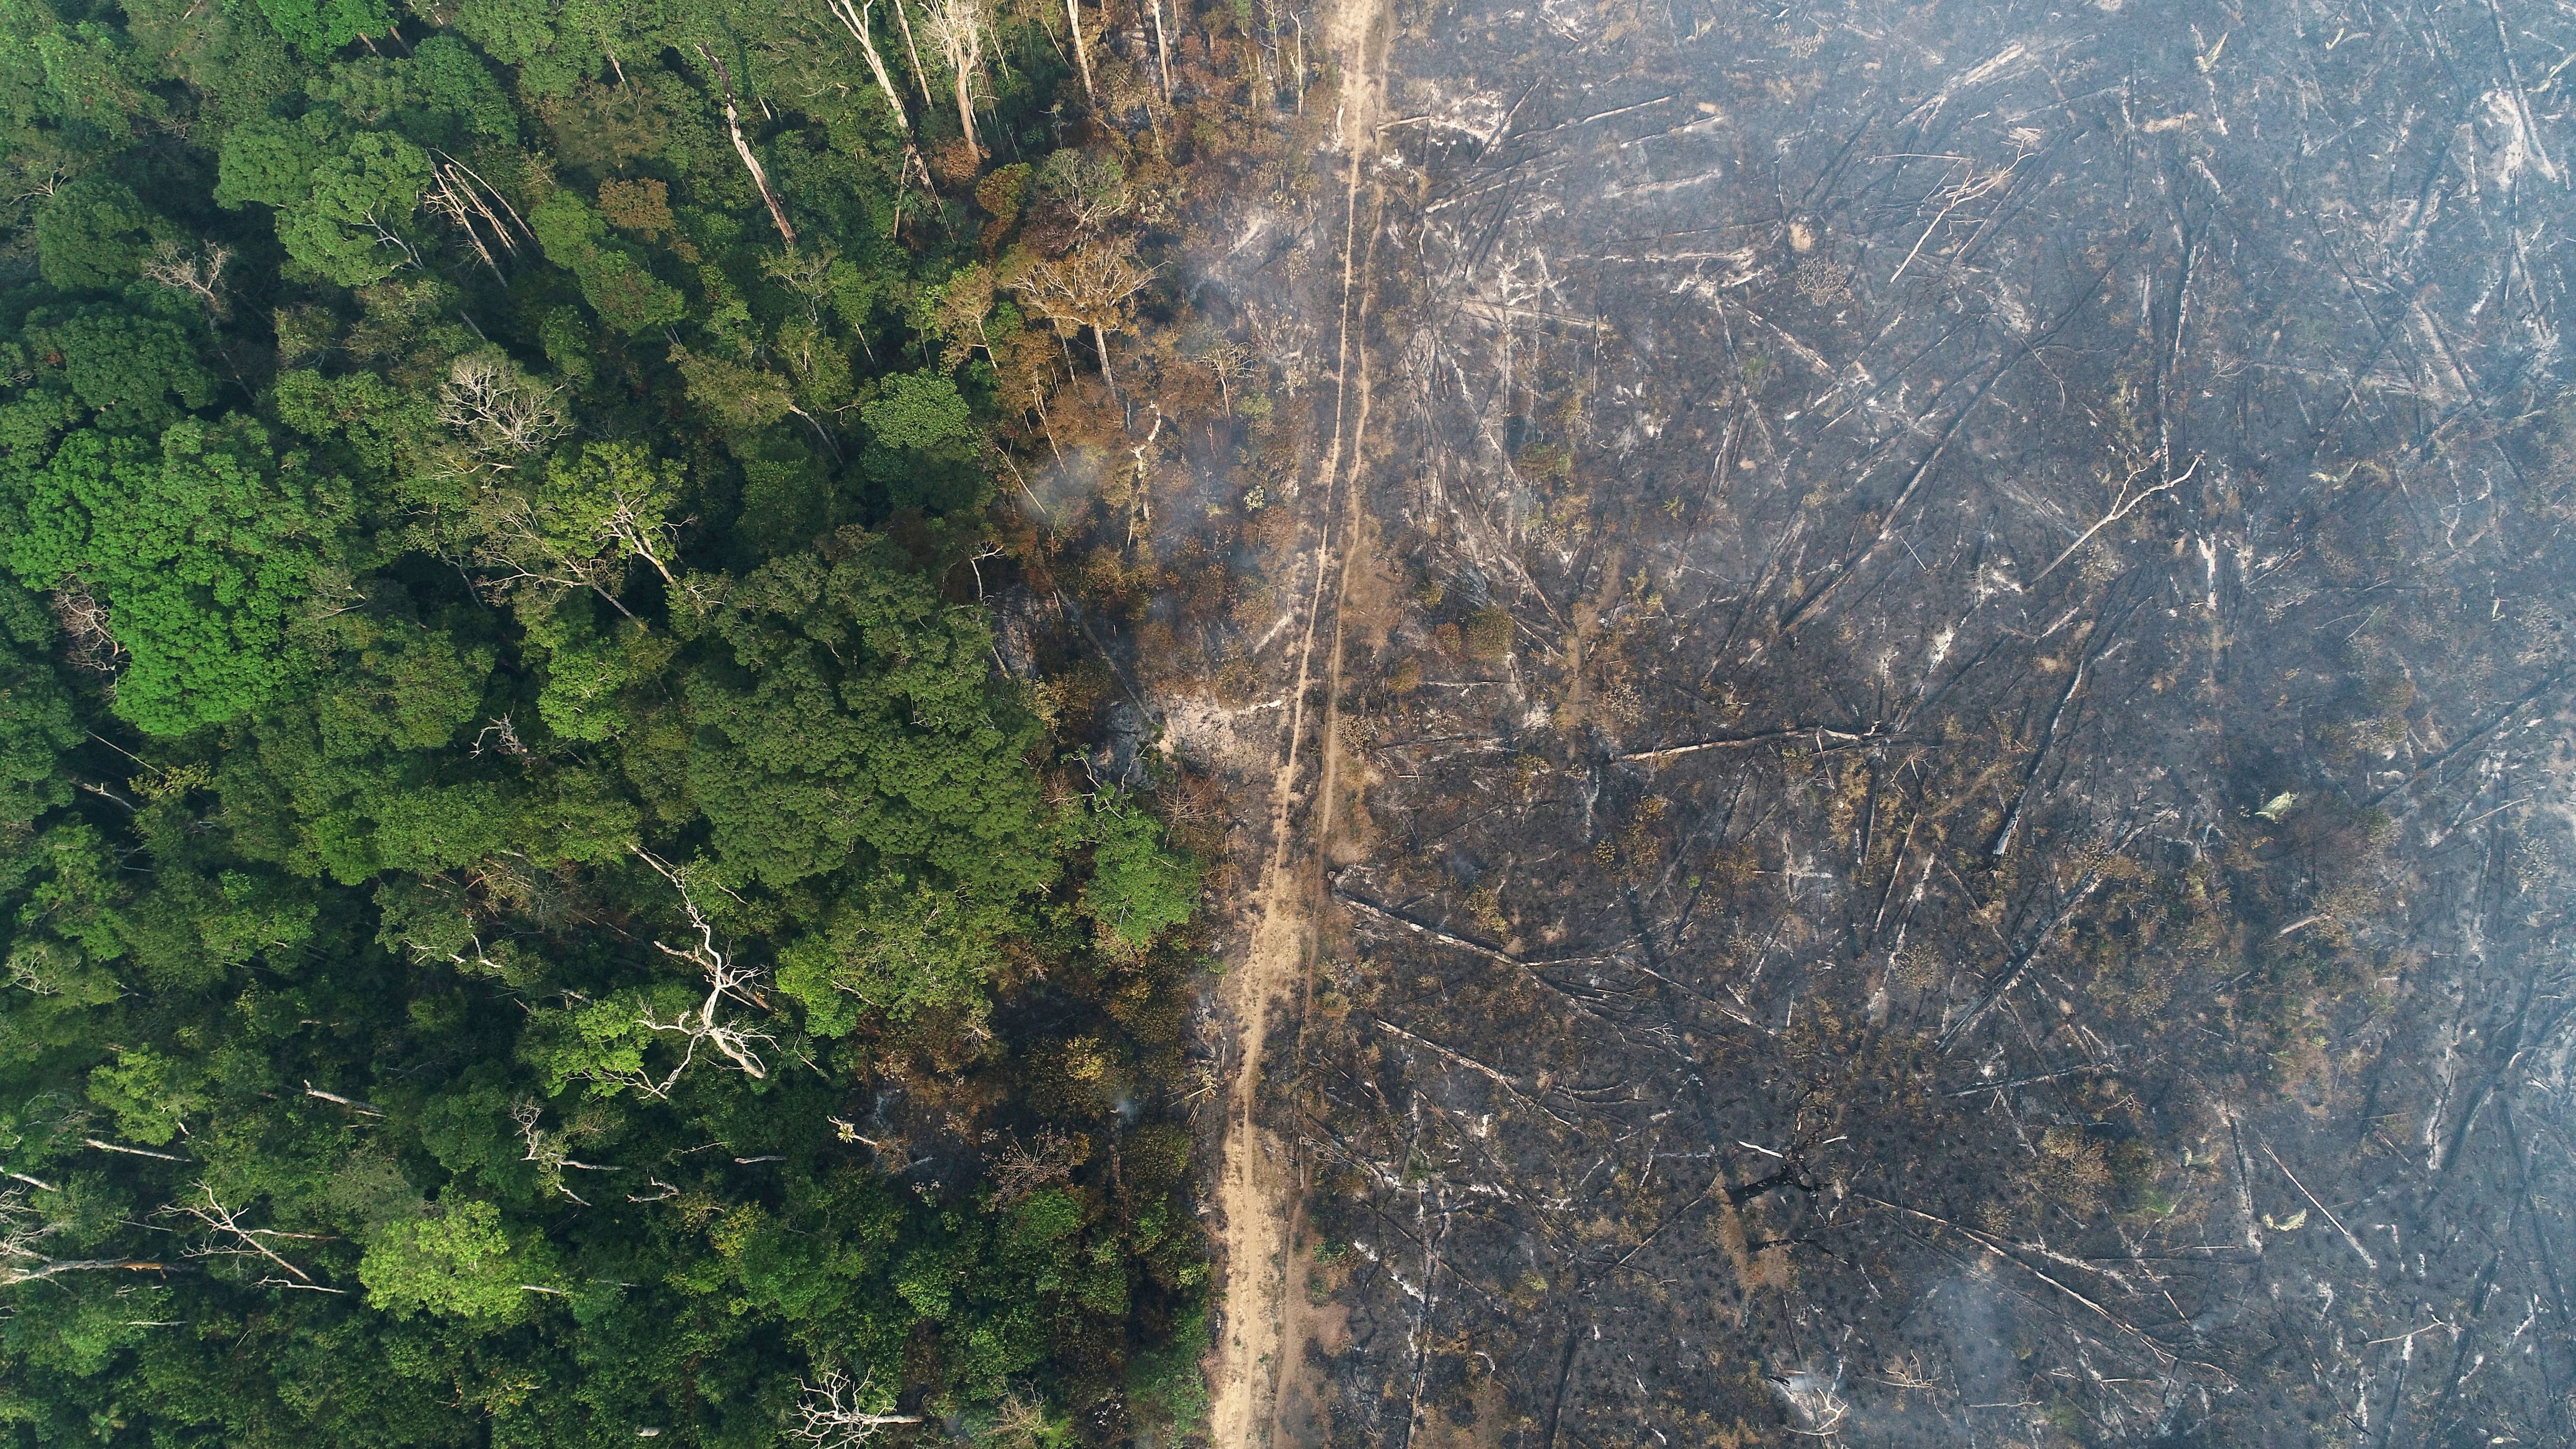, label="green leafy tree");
[218,121,431,287]
[52,308,214,432]
[282,131,434,287]
[0,3,1205,1441]
[862,370,976,452]
[31,174,158,291]
[0,580,78,831]
[530,190,686,334]
[687,530,1057,898]
[319,35,520,150]
[1,417,338,735]
[359,1200,538,1322]
[251,0,391,56]
[84,1045,205,1144]
[1081,795,1200,950]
